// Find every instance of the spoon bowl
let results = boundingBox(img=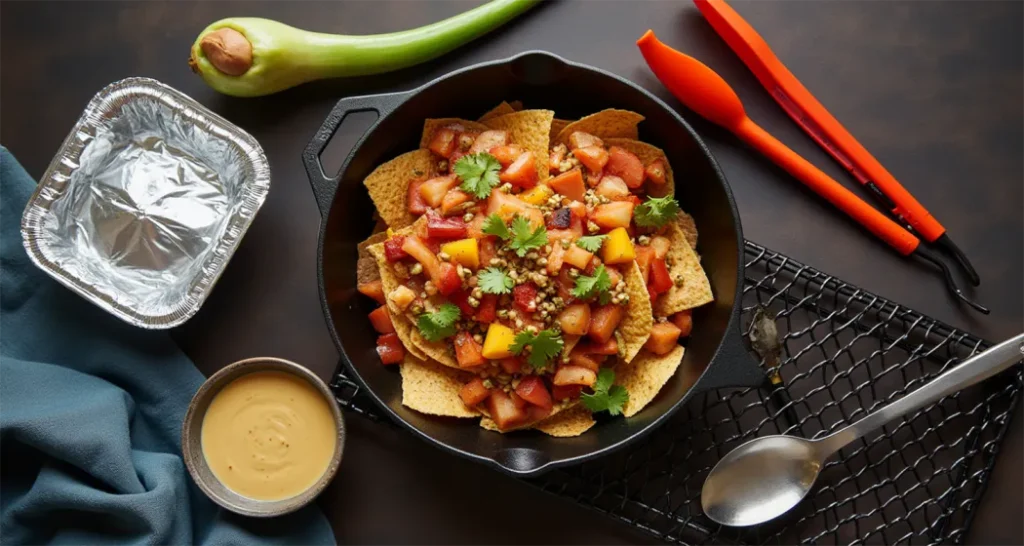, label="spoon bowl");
[701,435,823,527]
